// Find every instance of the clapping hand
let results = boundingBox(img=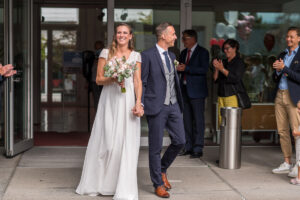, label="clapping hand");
[0,64,17,77]
[273,59,284,72]
[132,103,144,117]
[212,59,224,71]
